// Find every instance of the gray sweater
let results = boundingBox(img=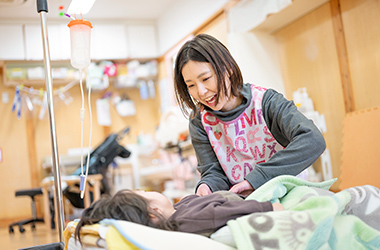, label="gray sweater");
[189,83,326,192]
